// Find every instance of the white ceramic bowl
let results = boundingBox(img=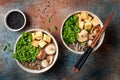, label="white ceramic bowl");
[4,9,26,31]
[14,29,59,73]
[61,11,105,54]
